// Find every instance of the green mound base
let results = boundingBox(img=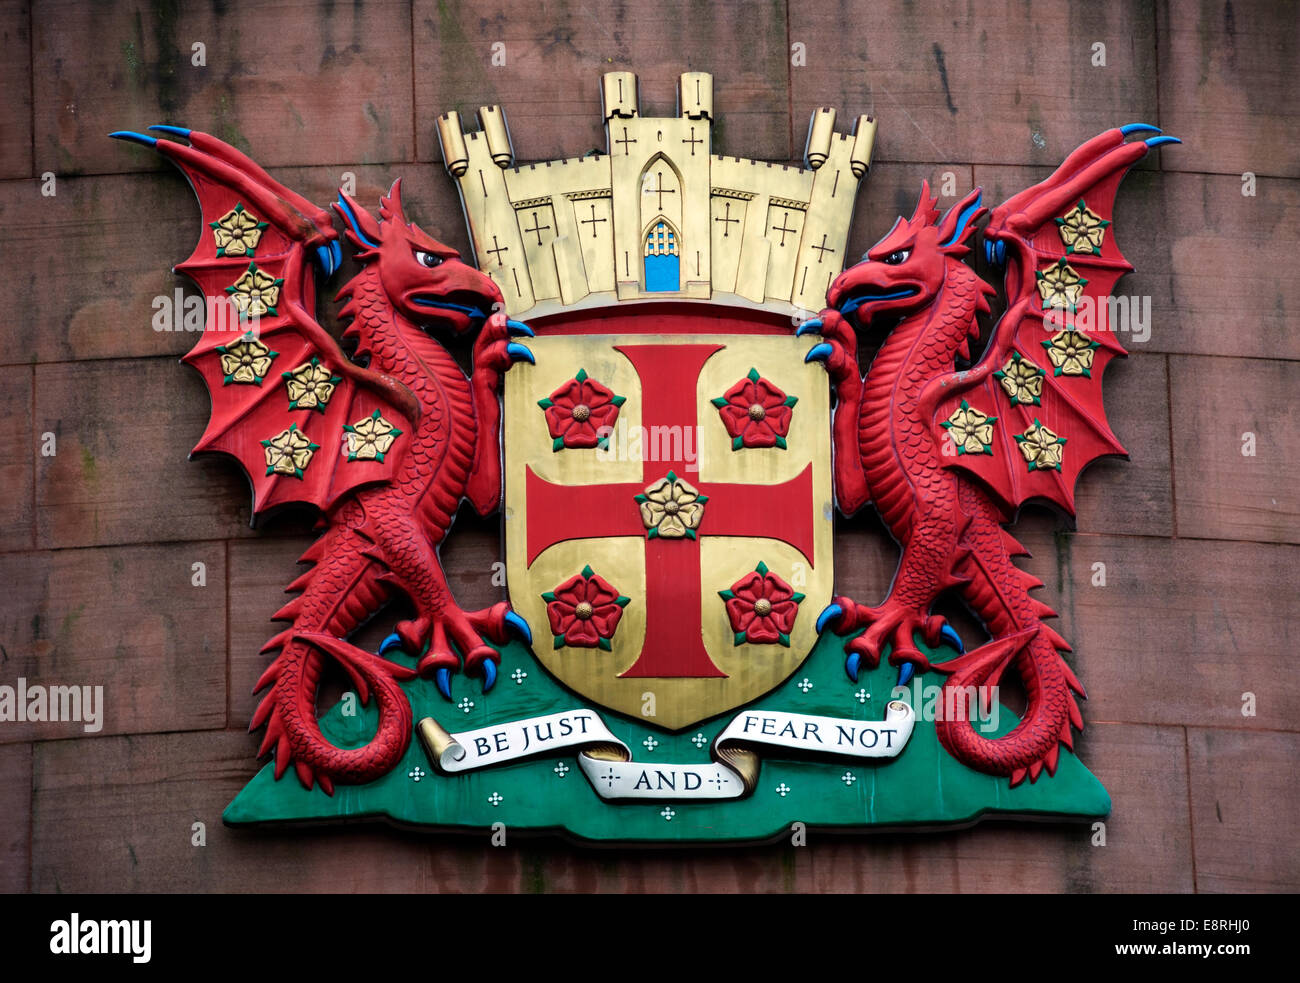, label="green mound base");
[225,631,1109,843]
